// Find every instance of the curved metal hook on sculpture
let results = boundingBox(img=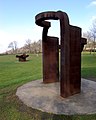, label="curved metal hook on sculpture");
[35,11,62,84]
[35,11,87,98]
[35,11,70,95]
[35,11,69,40]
